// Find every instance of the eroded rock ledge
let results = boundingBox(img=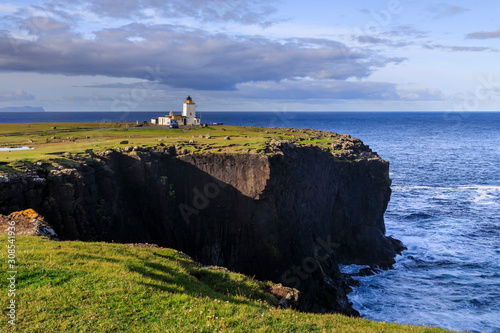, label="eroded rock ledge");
[0,135,404,315]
